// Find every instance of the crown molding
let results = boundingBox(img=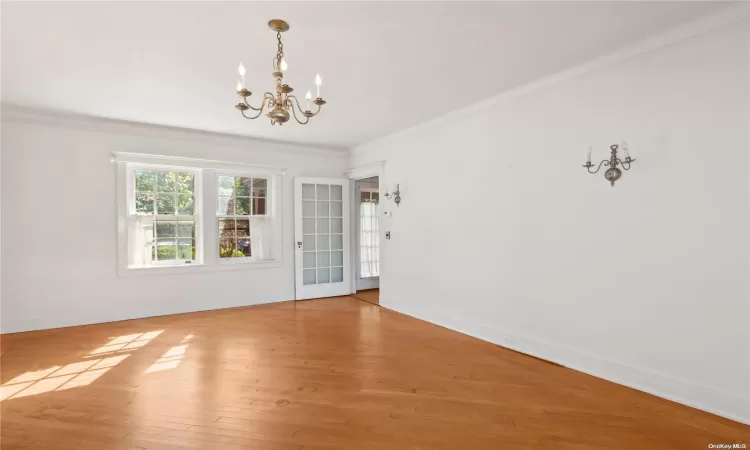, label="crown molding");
[1,103,349,159]
[354,3,750,157]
